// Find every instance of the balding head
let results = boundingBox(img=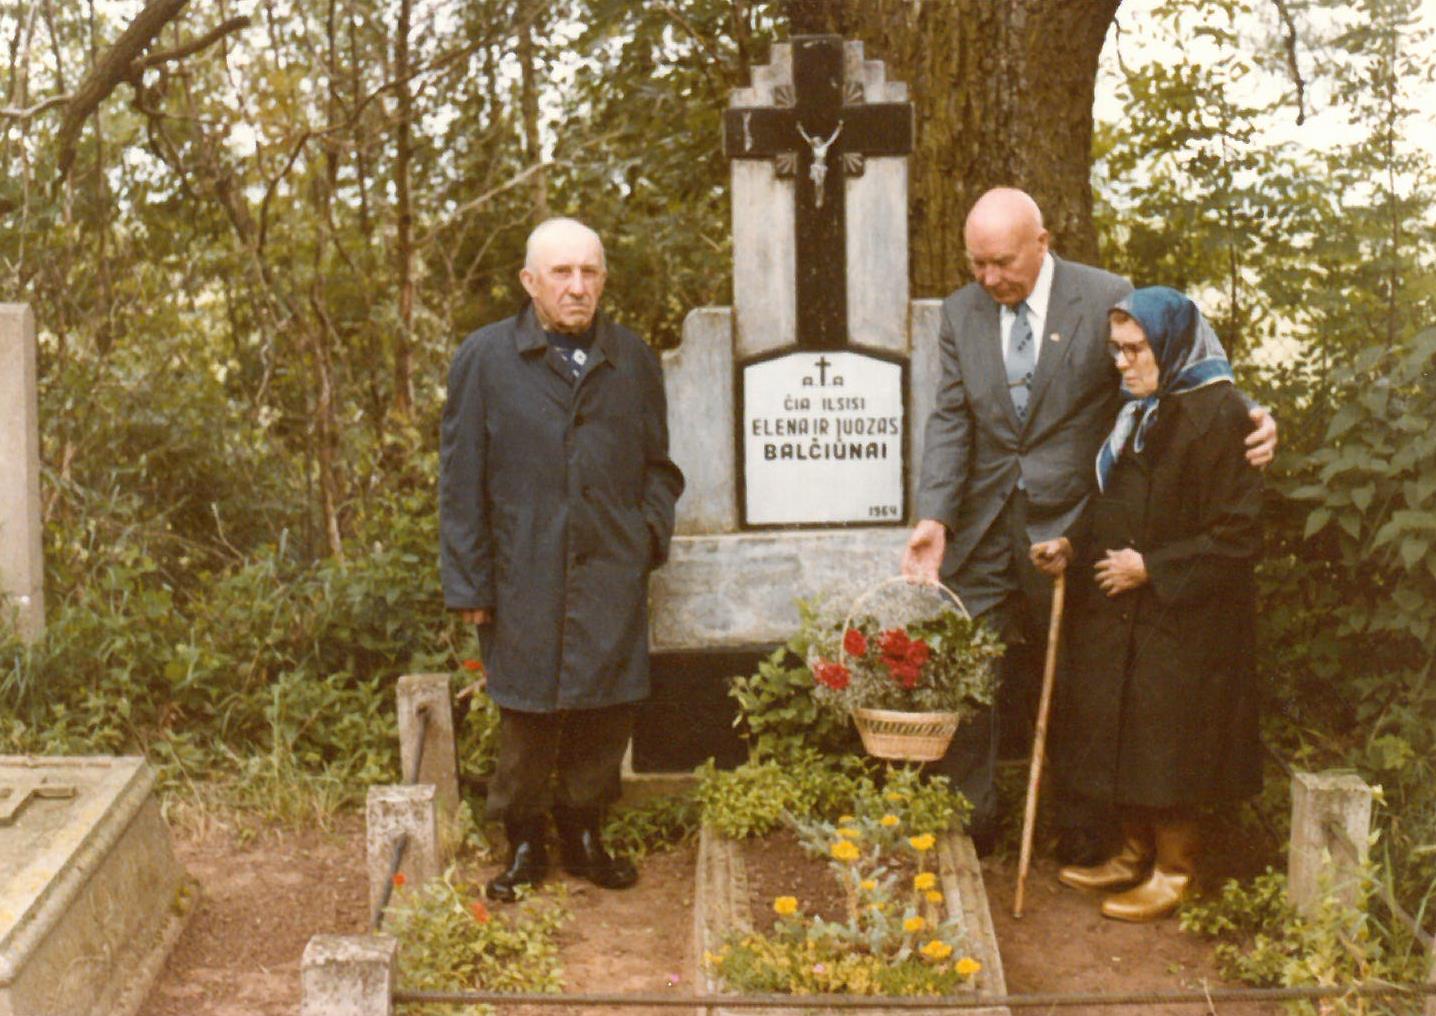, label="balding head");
[963,187,1050,306]
[521,217,607,334]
